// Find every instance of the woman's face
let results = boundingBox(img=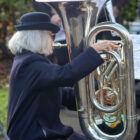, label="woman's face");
[49,32,56,42]
[49,32,55,46]
[45,32,56,55]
